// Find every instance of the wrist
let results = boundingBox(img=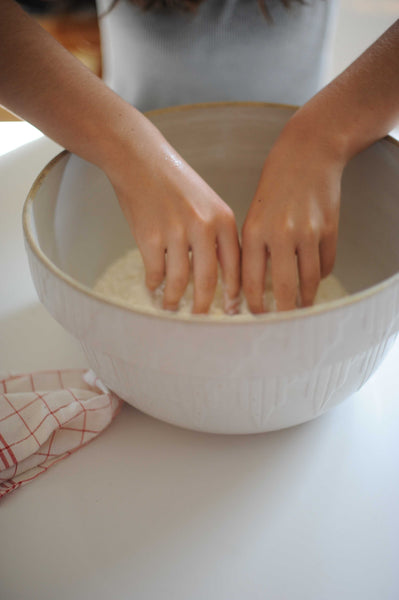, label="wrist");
[91,103,147,175]
[281,105,352,168]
